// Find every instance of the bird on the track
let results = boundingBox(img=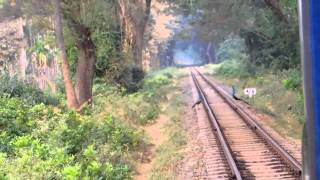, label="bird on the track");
[192,96,202,108]
[232,85,240,100]
[231,85,249,104]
